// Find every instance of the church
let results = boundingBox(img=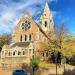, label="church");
[0,3,54,69]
